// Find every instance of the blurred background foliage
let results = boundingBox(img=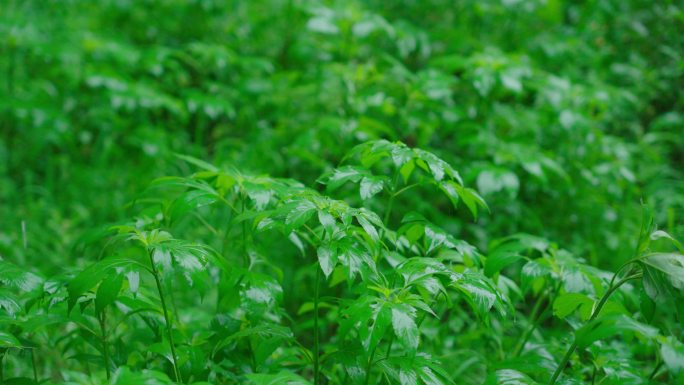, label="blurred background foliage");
[1,0,682,302]
[2,1,684,384]
[0,0,684,271]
